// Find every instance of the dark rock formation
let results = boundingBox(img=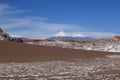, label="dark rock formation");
[0,28,23,42]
